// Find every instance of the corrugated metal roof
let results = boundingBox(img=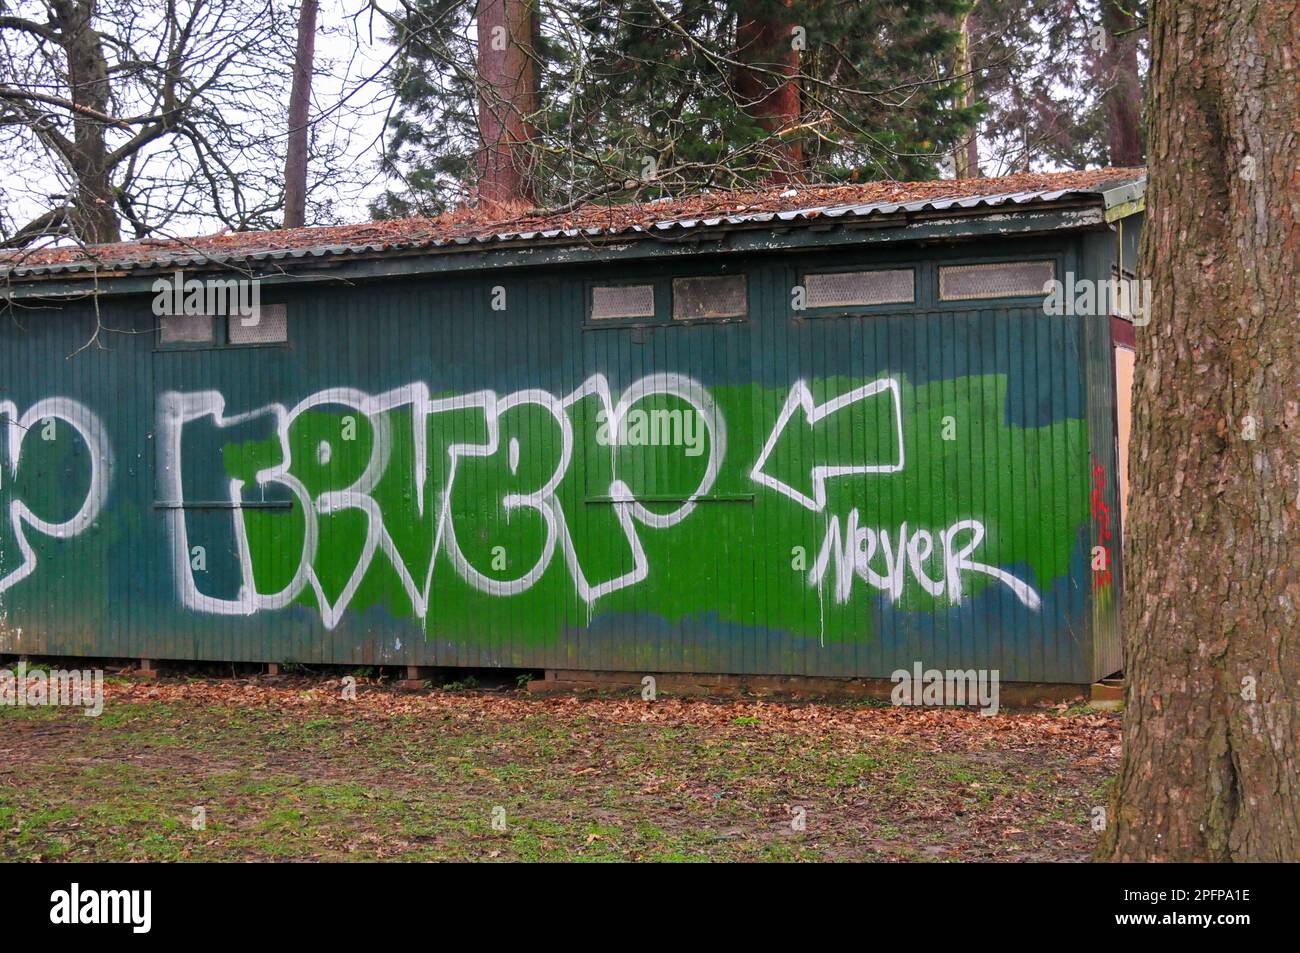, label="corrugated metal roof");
[1,168,1145,281]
